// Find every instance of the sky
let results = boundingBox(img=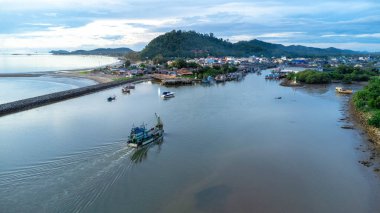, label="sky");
[0,0,379,53]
